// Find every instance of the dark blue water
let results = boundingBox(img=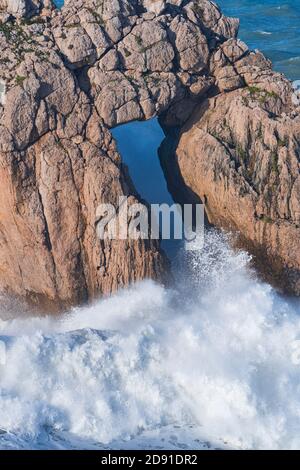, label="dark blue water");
[112,119,182,259]
[113,121,171,206]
